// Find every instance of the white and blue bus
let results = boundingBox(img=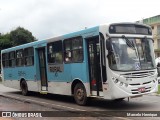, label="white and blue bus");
[1,23,158,105]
